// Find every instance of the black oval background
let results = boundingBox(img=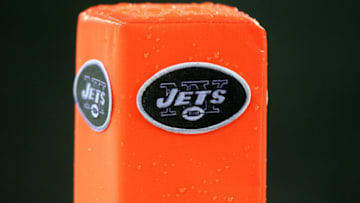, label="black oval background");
[140,65,248,131]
